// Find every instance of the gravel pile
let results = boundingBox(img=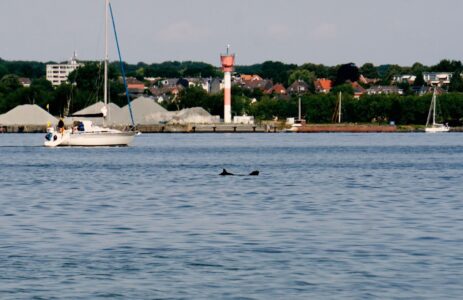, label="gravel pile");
[168,107,219,124]
[3,97,219,127]
[0,104,58,126]
[66,102,126,126]
[120,96,168,125]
